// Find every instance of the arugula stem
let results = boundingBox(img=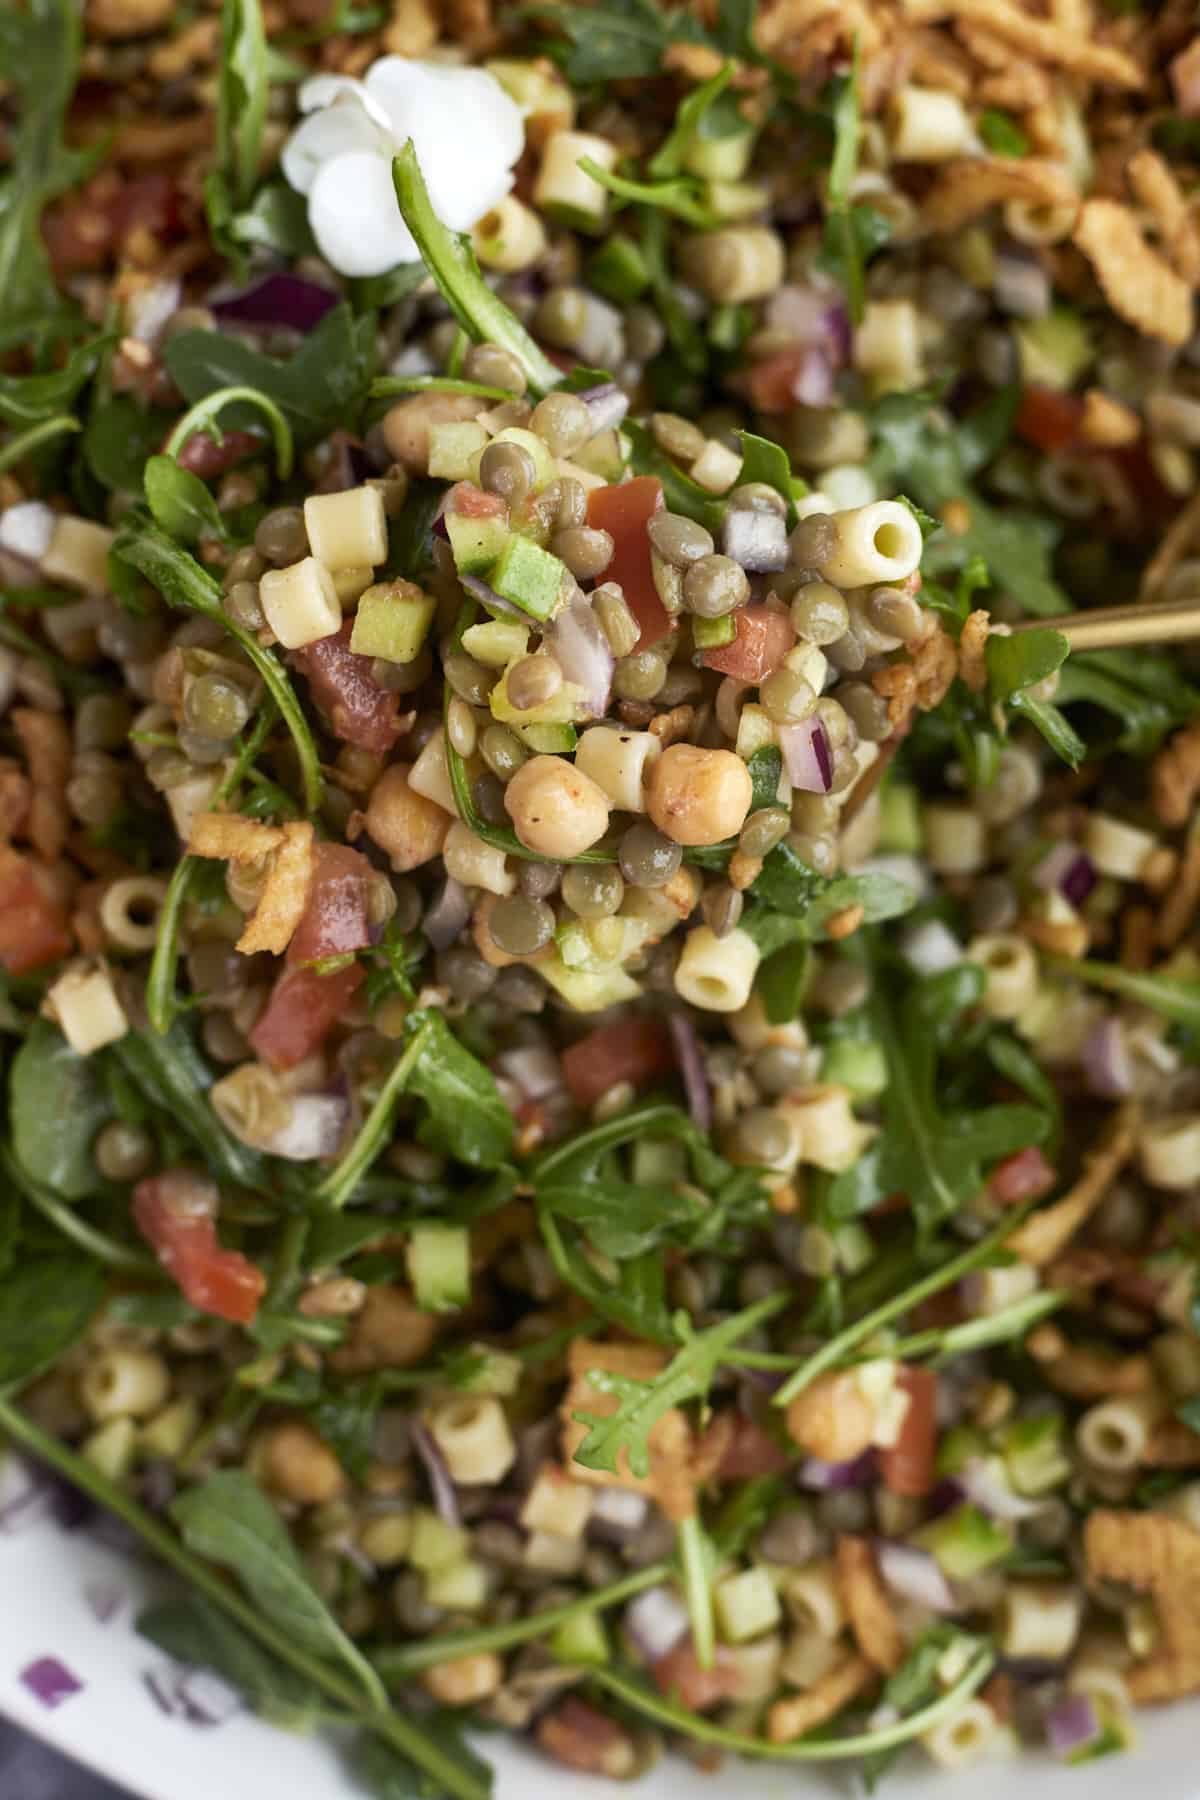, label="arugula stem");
[889,1290,1067,1364]
[773,1205,1039,1407]
[0,1400,486,1800]
[371,1561,670,1679]
[0,1148,157,1274]
[164,384,294,479]
[369,375,514,403]
[113,519,323,814]
[1047,954,1200,1030]
[590,1645,996,1761]
[317,1020,431,1210]
[676,1512,716,1670]
[0,413,80,472]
